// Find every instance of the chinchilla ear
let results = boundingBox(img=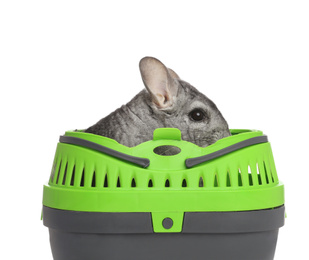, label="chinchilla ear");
[168,68,180,80]
[139,57,179,109]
